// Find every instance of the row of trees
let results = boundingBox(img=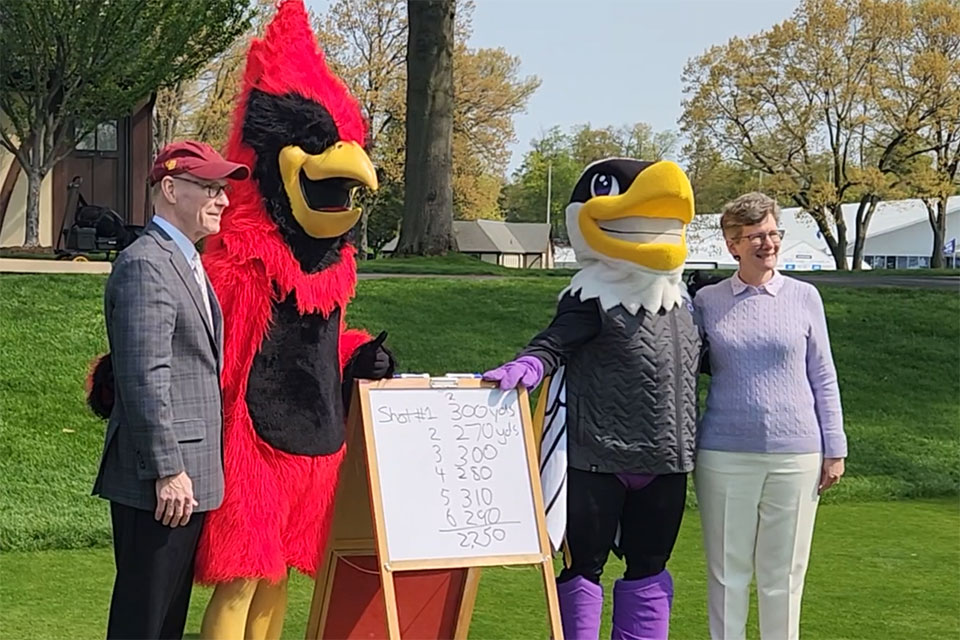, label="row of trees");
[0,0,537,254]
[501,123,680,241]
[2,0,956,266]
[681,0,960,269]
[439,0,957,267]
[321,0,540,254]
